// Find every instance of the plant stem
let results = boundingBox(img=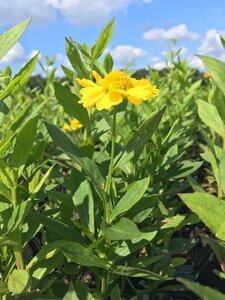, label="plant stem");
[101,270,109,299]
[103,107,117,224]
[11,187,24,270]
[101,108,116,298]
[13,239,24,270]
[11,187,17,209]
